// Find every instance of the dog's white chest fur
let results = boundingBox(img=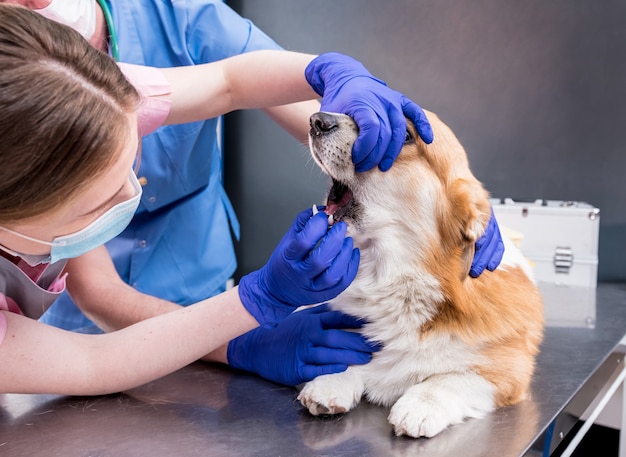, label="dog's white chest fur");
[298,268,494,438]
